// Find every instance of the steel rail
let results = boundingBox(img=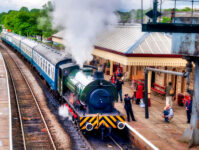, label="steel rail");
[79,131,94,150]
[2,44,57,150]
[109,136,124,150]
[4,52,27,150]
